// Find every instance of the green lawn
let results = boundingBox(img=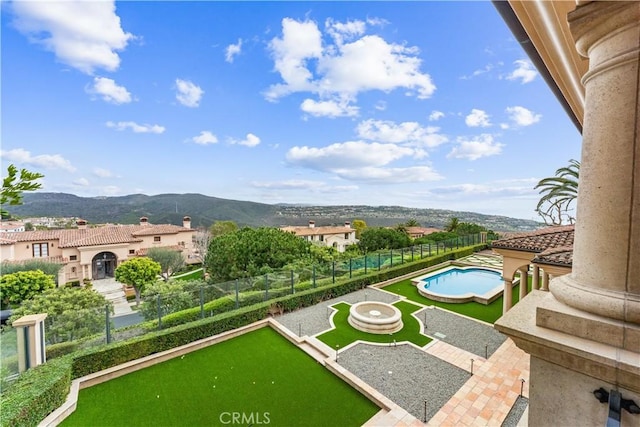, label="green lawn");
[382,277,532,324]
[317,300,431,348]
[62,327,379,427]
[173,268,204,281]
